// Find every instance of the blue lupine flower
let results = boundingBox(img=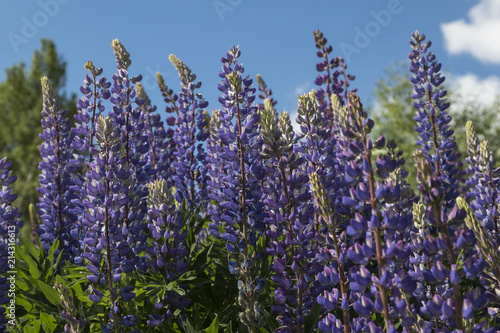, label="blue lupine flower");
[145,179,189,323]
[410,31,489,331]
[107,39,150,273]
[37,76,79,261]
[260,99,319,331]
[82,115,132,328]
[168,54,210,209]
[313,29,356,129]
[206,46,266,330]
